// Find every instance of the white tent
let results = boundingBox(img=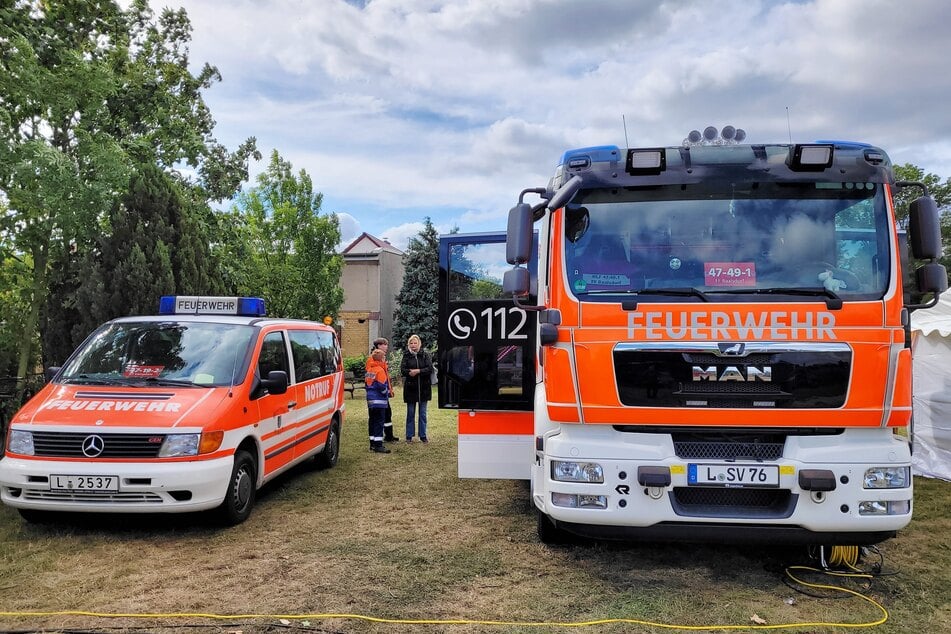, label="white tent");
[910,292,951,480]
